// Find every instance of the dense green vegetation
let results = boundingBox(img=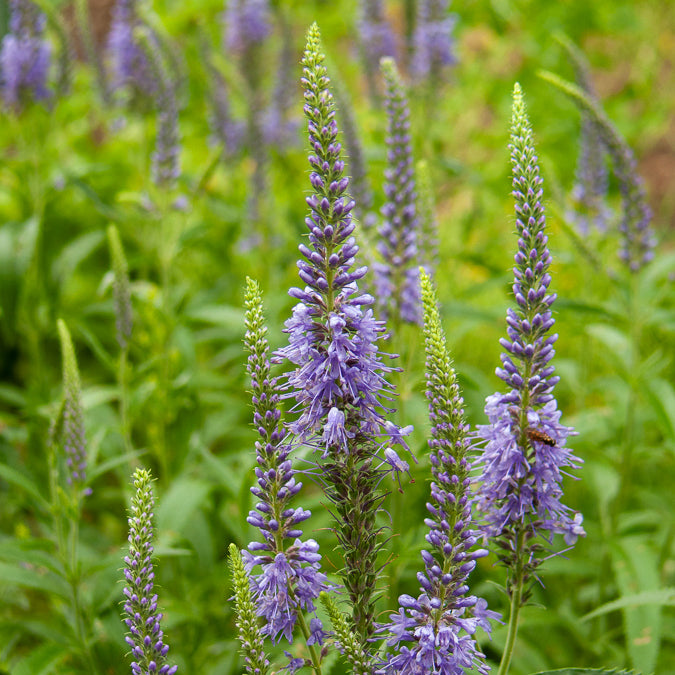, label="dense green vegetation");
[0,1,673,673]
